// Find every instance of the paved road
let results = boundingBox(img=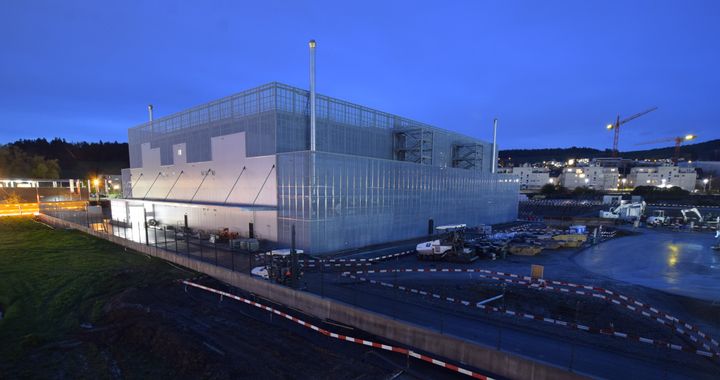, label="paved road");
[576,229,720,302]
